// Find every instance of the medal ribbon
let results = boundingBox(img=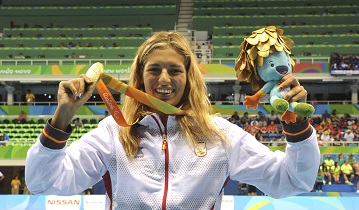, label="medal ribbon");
[96,73,186,127]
